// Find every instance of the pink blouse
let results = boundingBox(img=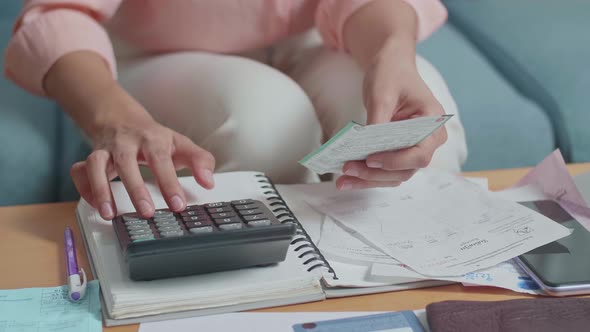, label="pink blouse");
[4,0,447,96]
